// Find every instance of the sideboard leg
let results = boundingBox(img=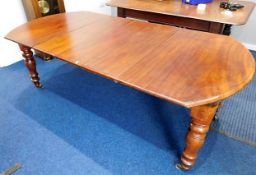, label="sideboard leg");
[209,22,224,34]
[177,103,219,170]
[19,44,43,88]
[222,24,232,36]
